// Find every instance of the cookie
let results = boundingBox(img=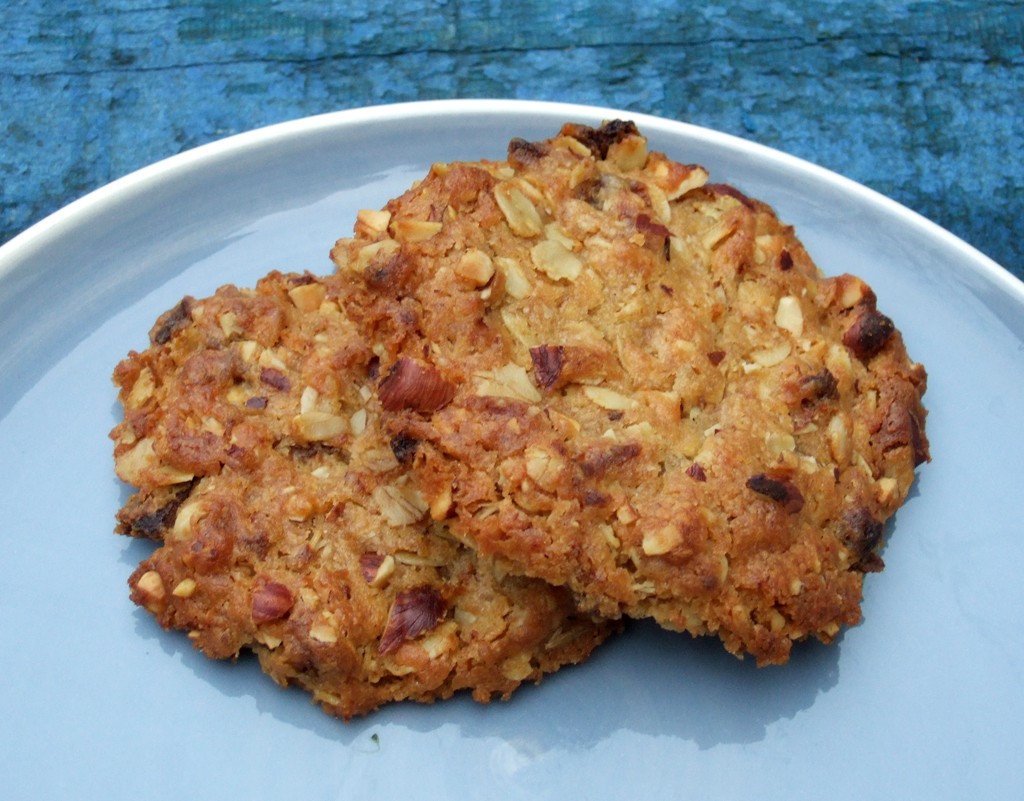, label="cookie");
[330,121,930,665]
[111,272,616,720]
